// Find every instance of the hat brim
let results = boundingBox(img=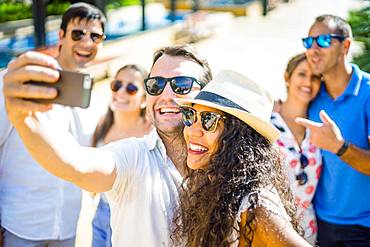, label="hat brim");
[174,97,280,143]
